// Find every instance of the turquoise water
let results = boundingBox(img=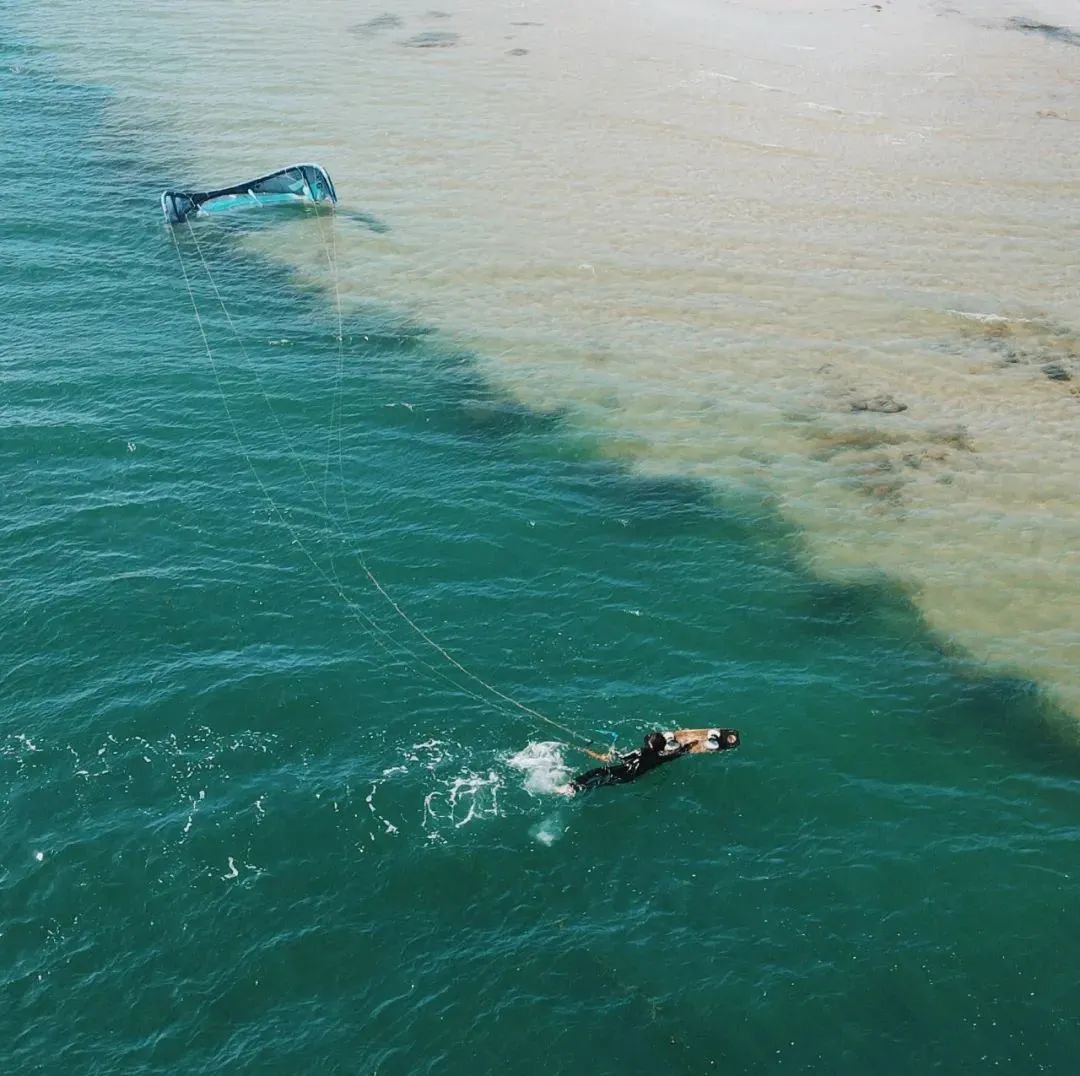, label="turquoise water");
[3,26,1080,1075]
